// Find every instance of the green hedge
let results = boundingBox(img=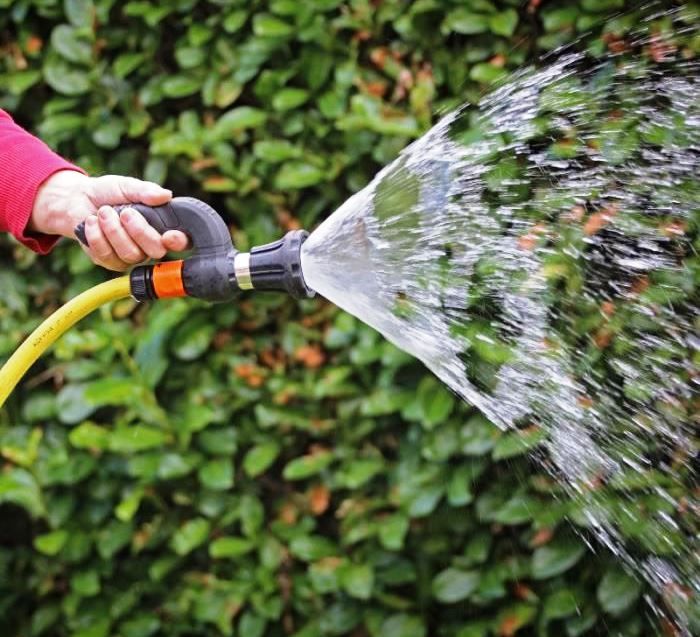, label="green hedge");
[0,1,697,636]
